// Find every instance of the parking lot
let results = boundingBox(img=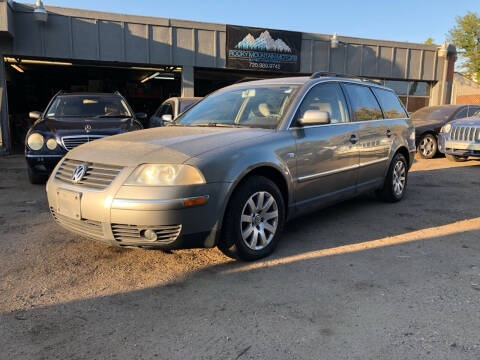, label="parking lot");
[1,154,479,359]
